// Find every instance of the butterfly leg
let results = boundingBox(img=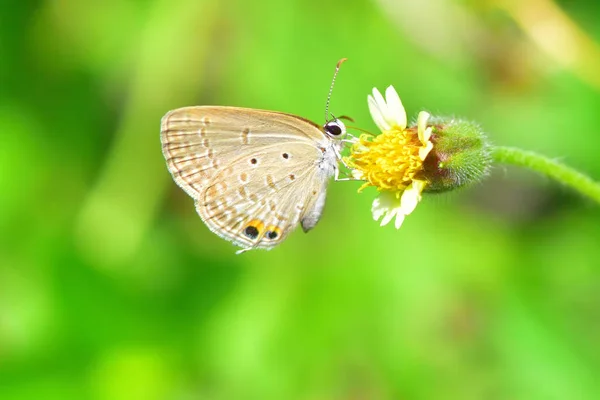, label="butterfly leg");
[335,177,363,182]
[334,166,363,182]
[341,132,359,143]
[343,130,359,143]
[333,146,351,169]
